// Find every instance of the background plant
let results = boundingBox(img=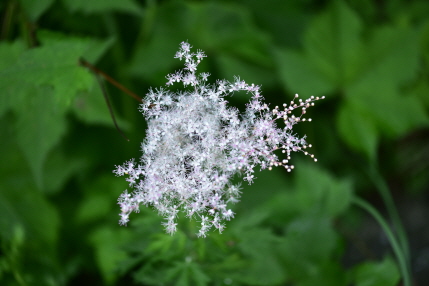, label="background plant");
[0,0,428,285]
